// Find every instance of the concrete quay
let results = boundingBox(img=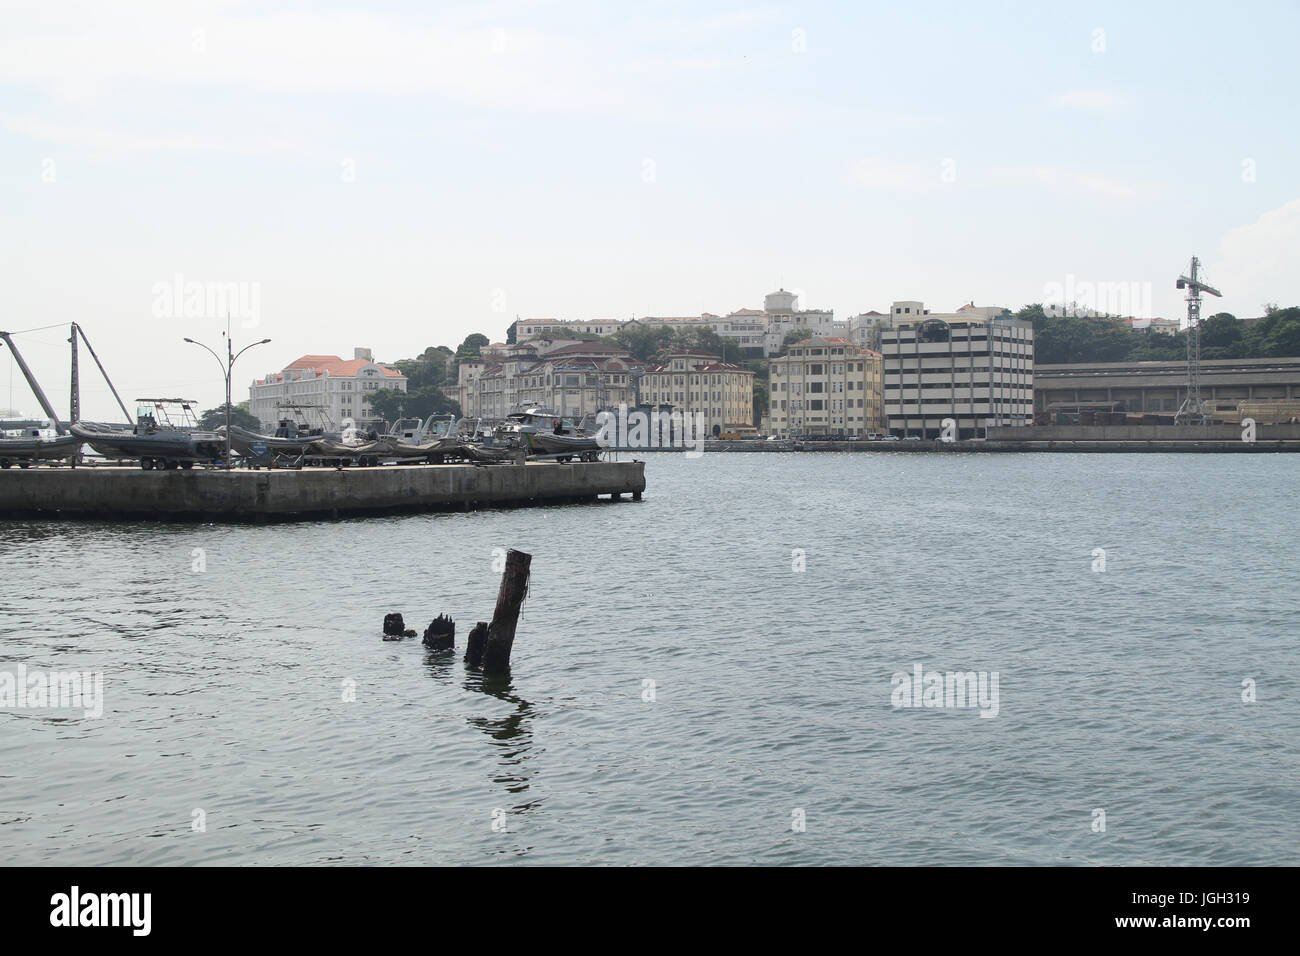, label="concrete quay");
[690,423,1300,453]
[0,460,646,522]
[697,439,1298,453]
